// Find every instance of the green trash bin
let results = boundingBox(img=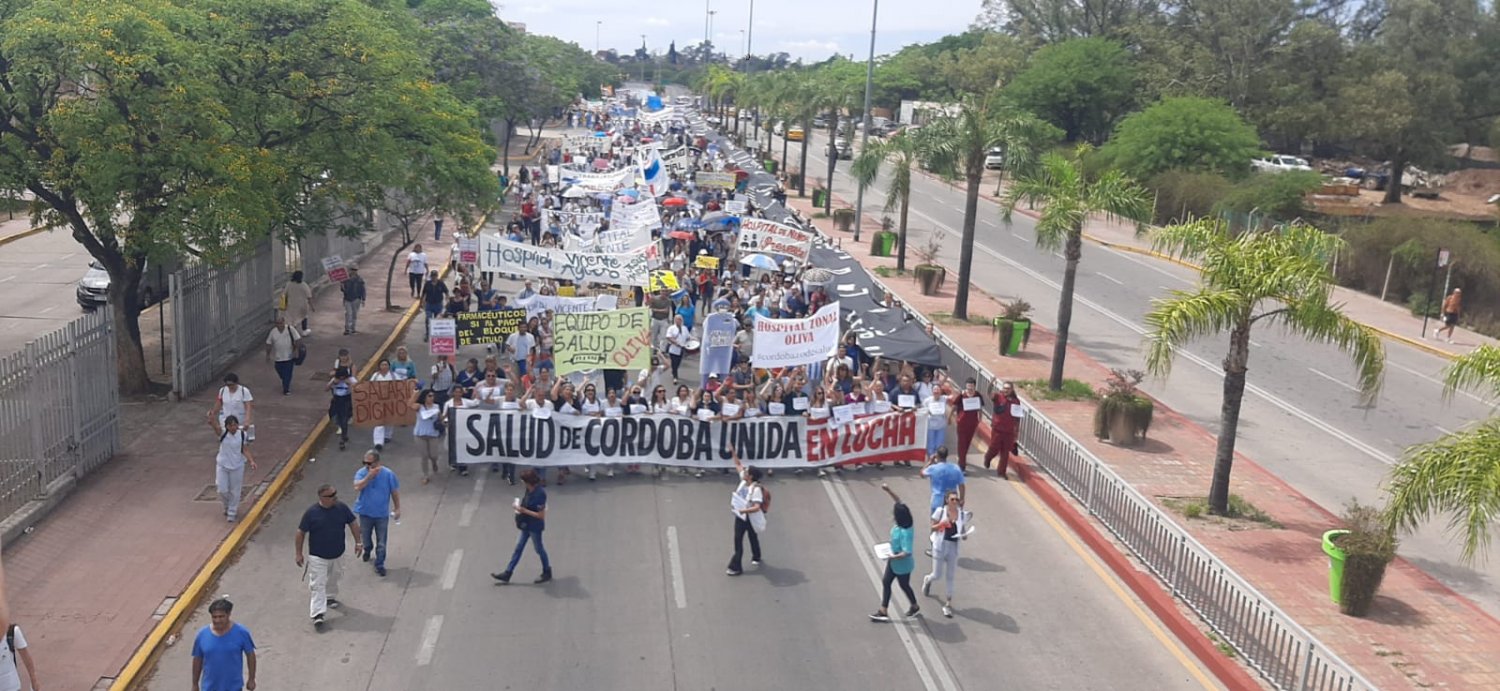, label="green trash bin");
[812,189,827,208]
[1322,529,1350,604]
[878,231,896,257]
[763,159,778,174]
[1005,320,1030,355]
